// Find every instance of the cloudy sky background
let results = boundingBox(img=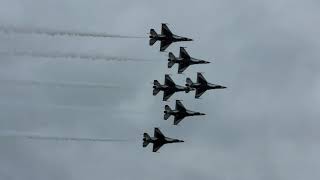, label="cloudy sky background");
[0,0,319,179]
